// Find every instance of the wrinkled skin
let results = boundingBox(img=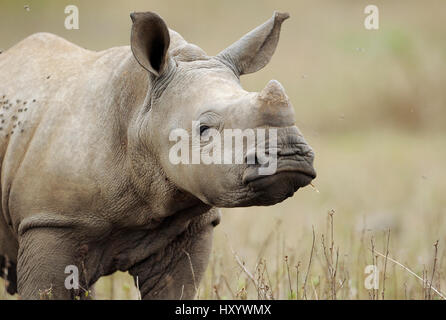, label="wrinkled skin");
[0,11,315,299]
